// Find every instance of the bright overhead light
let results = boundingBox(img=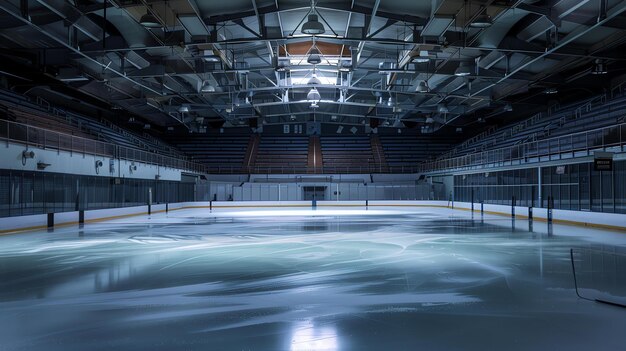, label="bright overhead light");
[307,87,321,101]
[425,116,434,123]
[416,81,429,93]
[201,81,215,92]
[139,12,162,28]
[470,14,492,28]
[454,62,472,76]
[203,55,221,63]
[301,14,325,35]
[503,103,513,112]
[387,96,394,107]
[544,87,558,94]
[178,105,189,113]
[438,104,449,114]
